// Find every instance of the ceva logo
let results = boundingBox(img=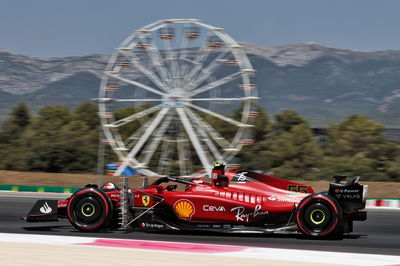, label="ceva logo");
[203,205,226,212]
